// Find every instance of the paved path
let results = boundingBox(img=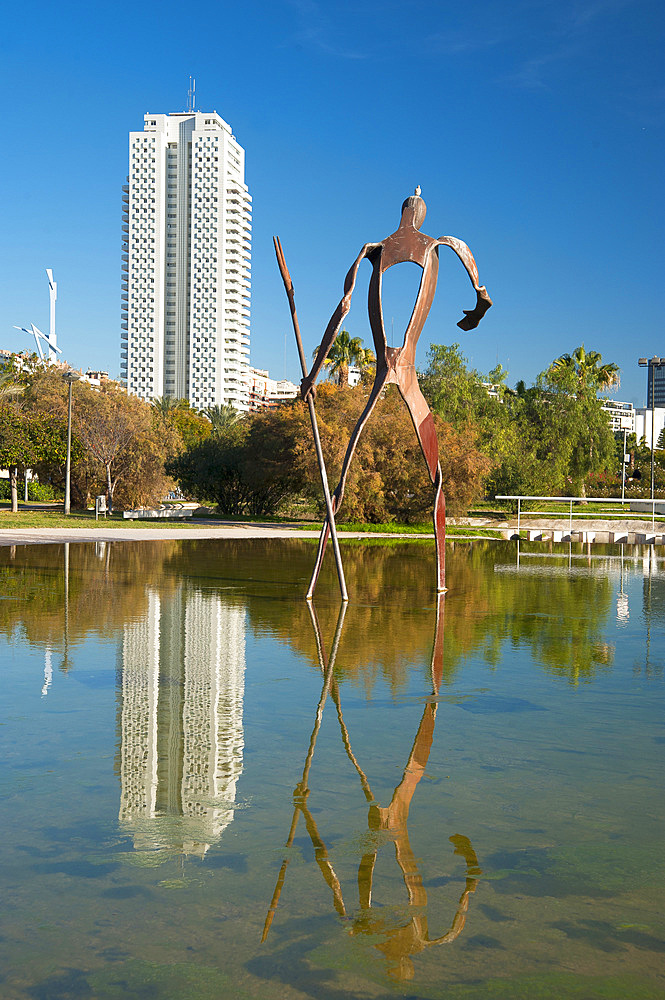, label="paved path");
[0,517,663,548]
[0,521,433,547]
